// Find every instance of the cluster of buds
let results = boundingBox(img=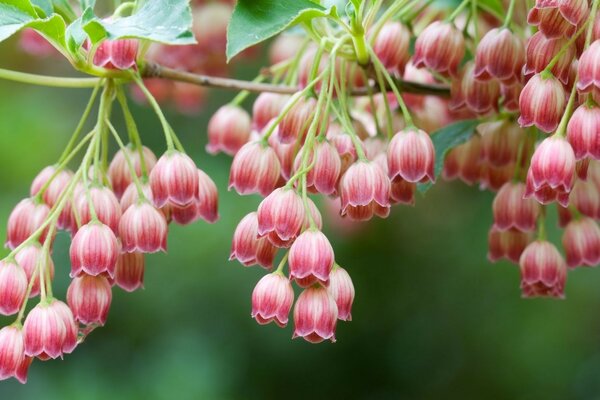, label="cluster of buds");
[7,0,600,385]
